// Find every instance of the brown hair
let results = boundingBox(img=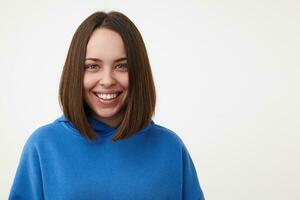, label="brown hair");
[59,11,156,141]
